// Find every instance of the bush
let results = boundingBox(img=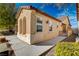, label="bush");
[54,42,79,56]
